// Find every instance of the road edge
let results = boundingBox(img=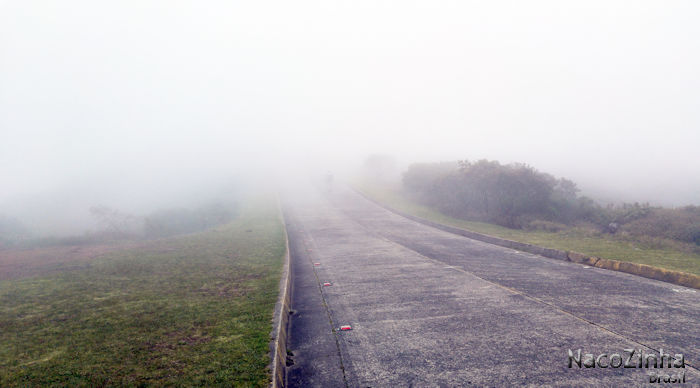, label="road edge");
[269,198,292,388]
[354,189,700,290]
